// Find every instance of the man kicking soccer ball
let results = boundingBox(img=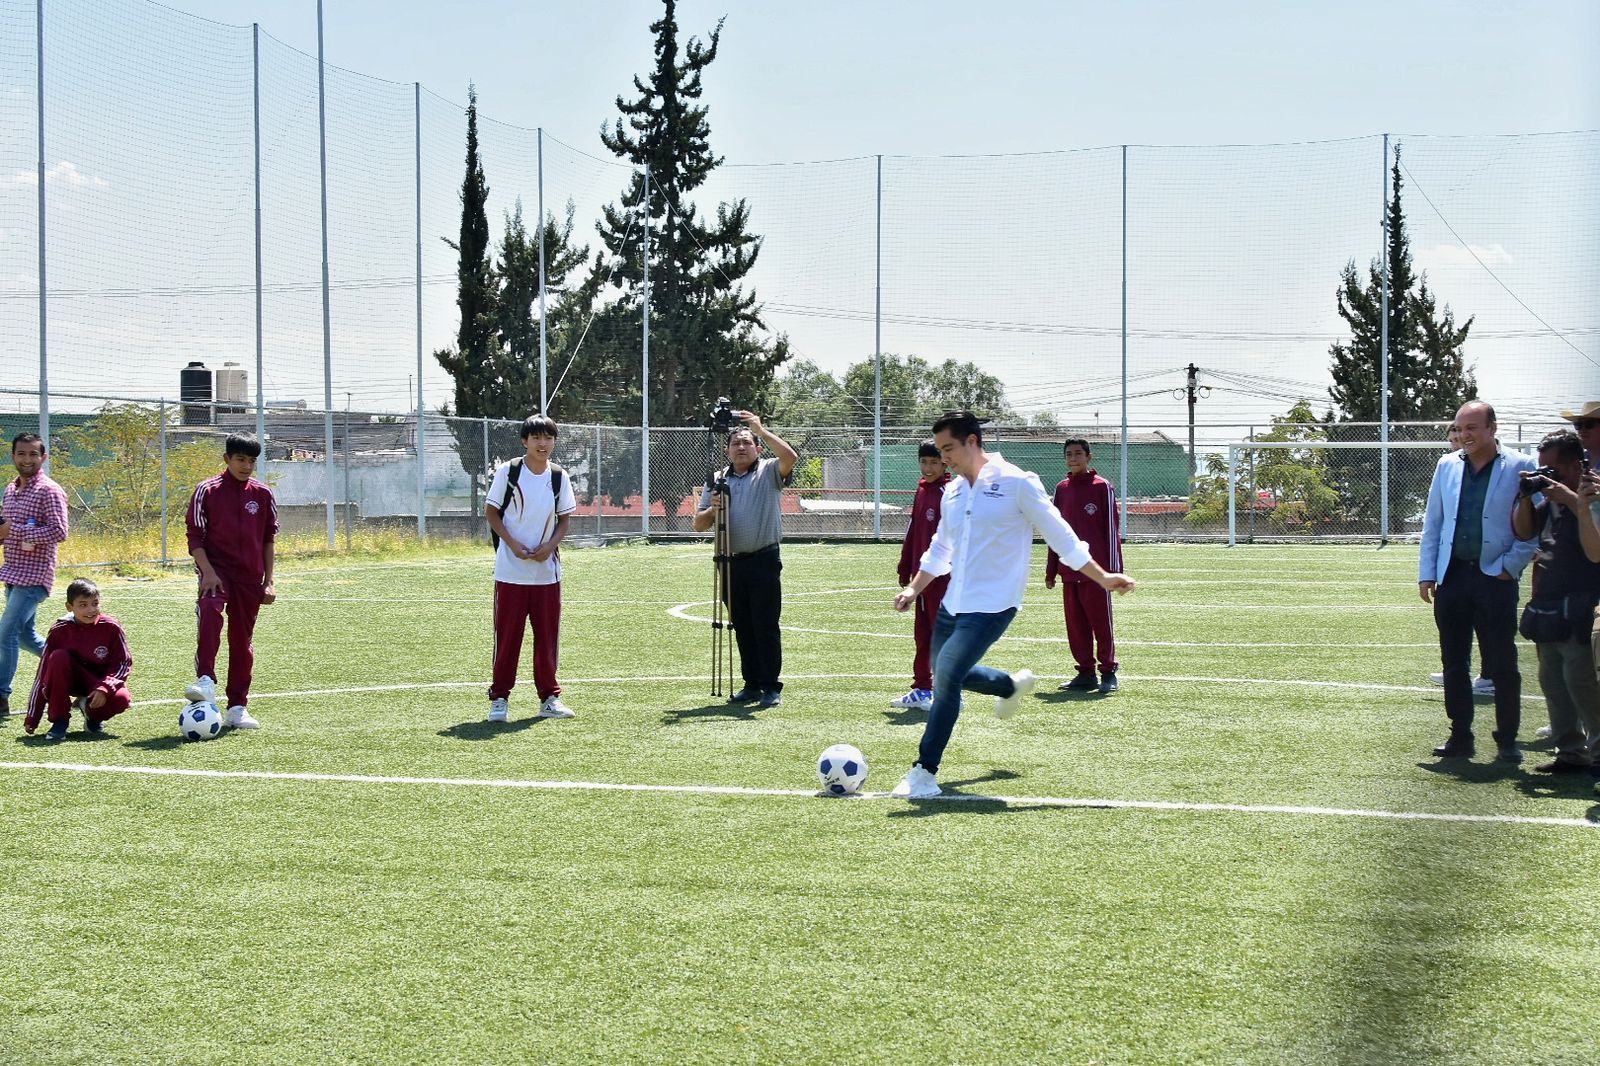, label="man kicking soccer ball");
[891,412,1136,799]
